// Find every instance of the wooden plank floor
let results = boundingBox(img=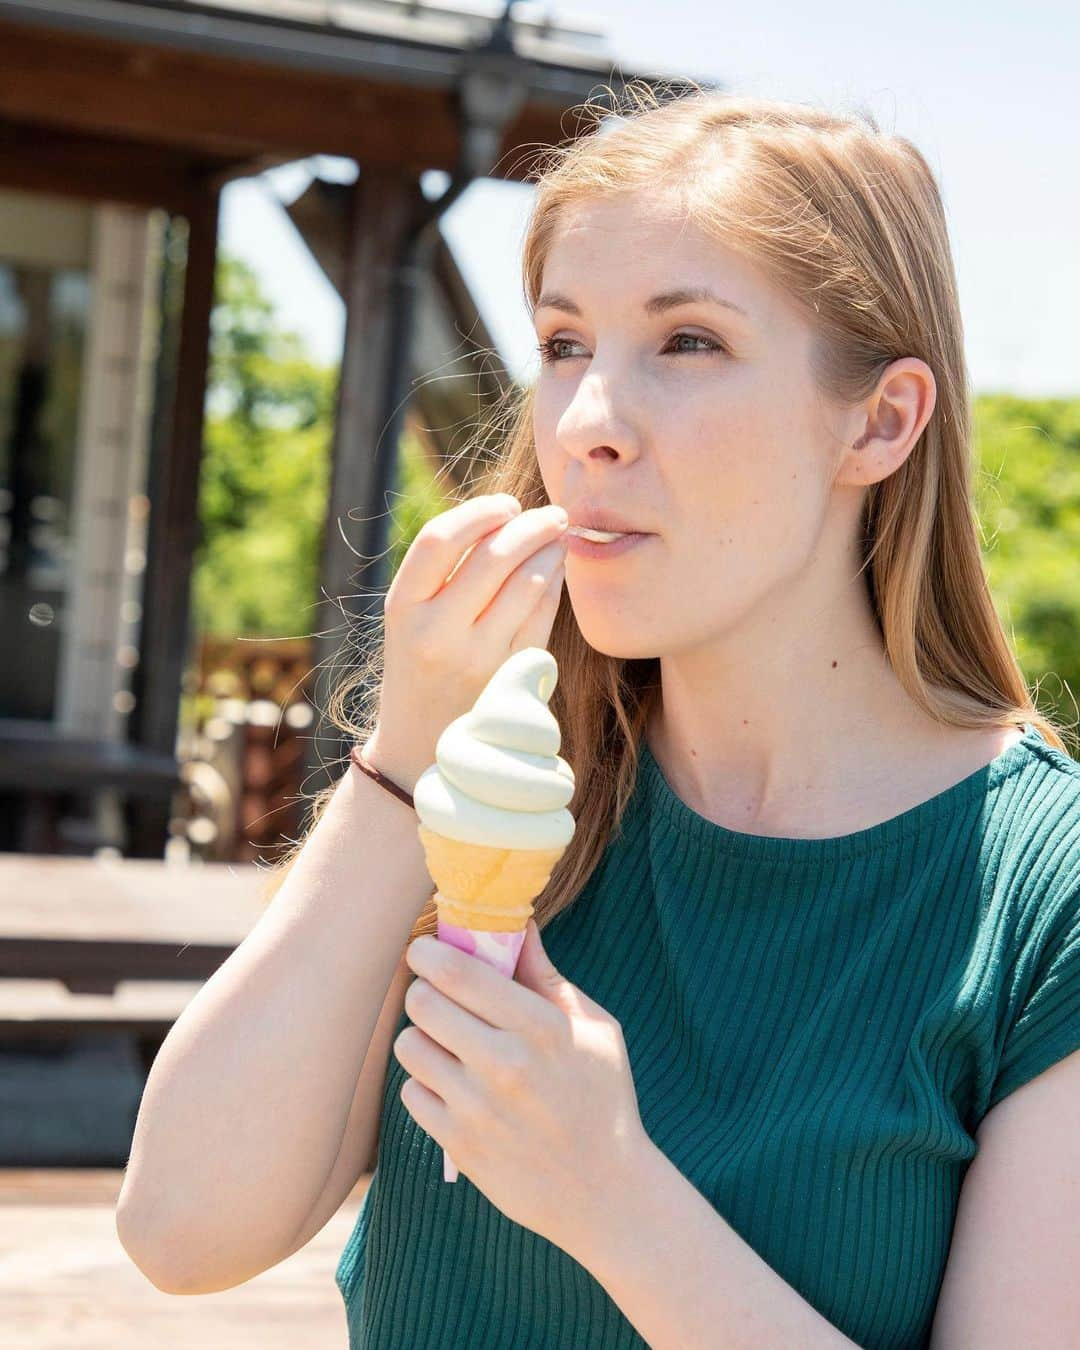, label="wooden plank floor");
[0,1169,369,1348]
